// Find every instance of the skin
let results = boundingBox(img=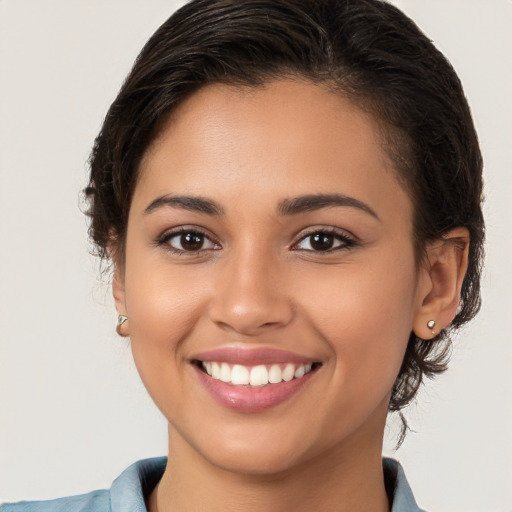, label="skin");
[113,80,469,512]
